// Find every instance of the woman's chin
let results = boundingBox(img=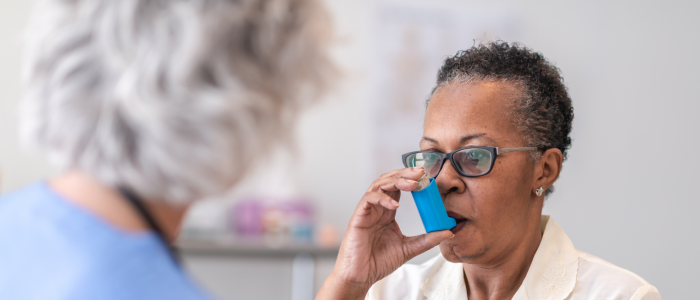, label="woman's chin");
[439,234,487,263]
[439,248,464,263]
